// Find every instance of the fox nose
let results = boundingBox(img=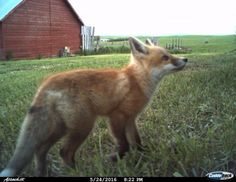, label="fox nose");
[183,58,188,62]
